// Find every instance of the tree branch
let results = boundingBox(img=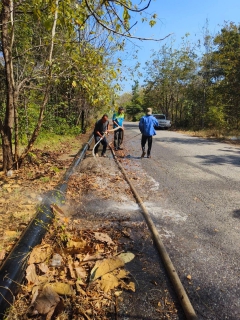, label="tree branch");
[108,0,152,13]
[85,0,171,42]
